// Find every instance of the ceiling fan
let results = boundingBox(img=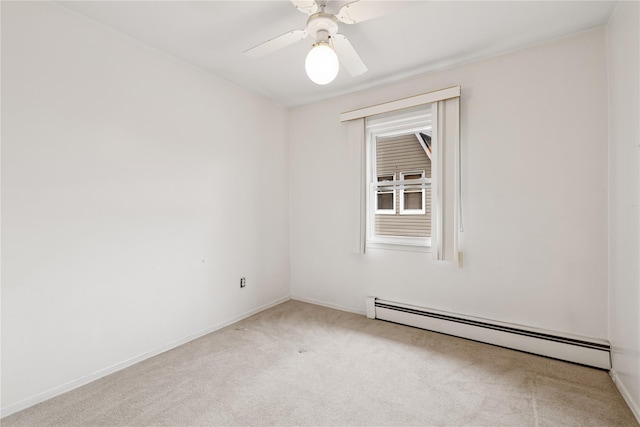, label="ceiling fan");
[244,0,413,85]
